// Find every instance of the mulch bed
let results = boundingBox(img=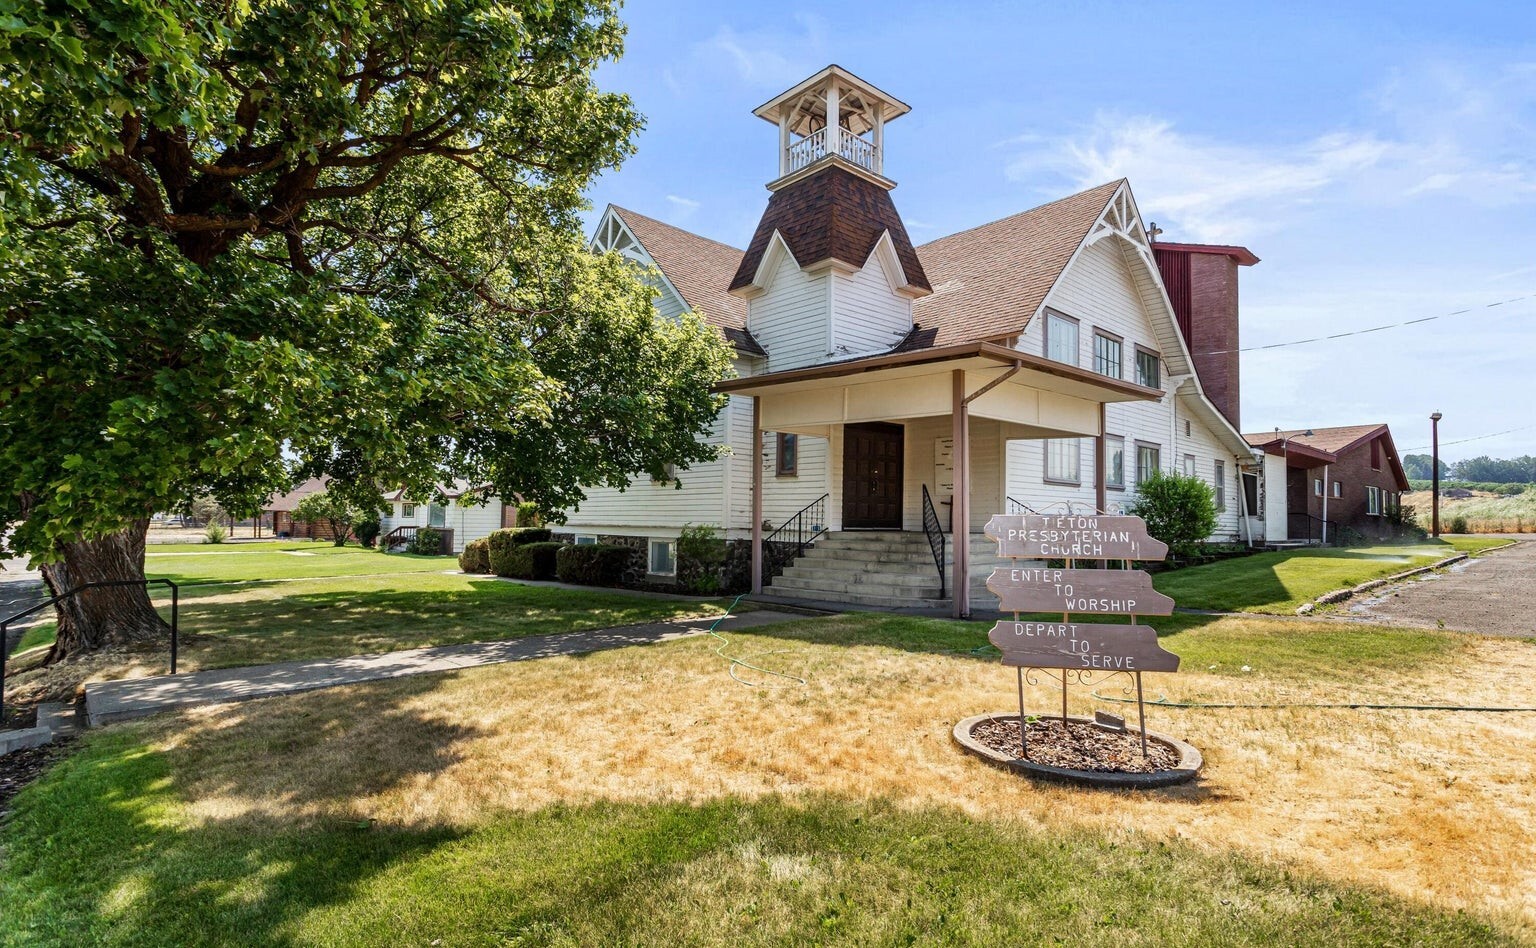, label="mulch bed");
[0,704,37,731]
[970,716,1178,773]
[0,737,74,818]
